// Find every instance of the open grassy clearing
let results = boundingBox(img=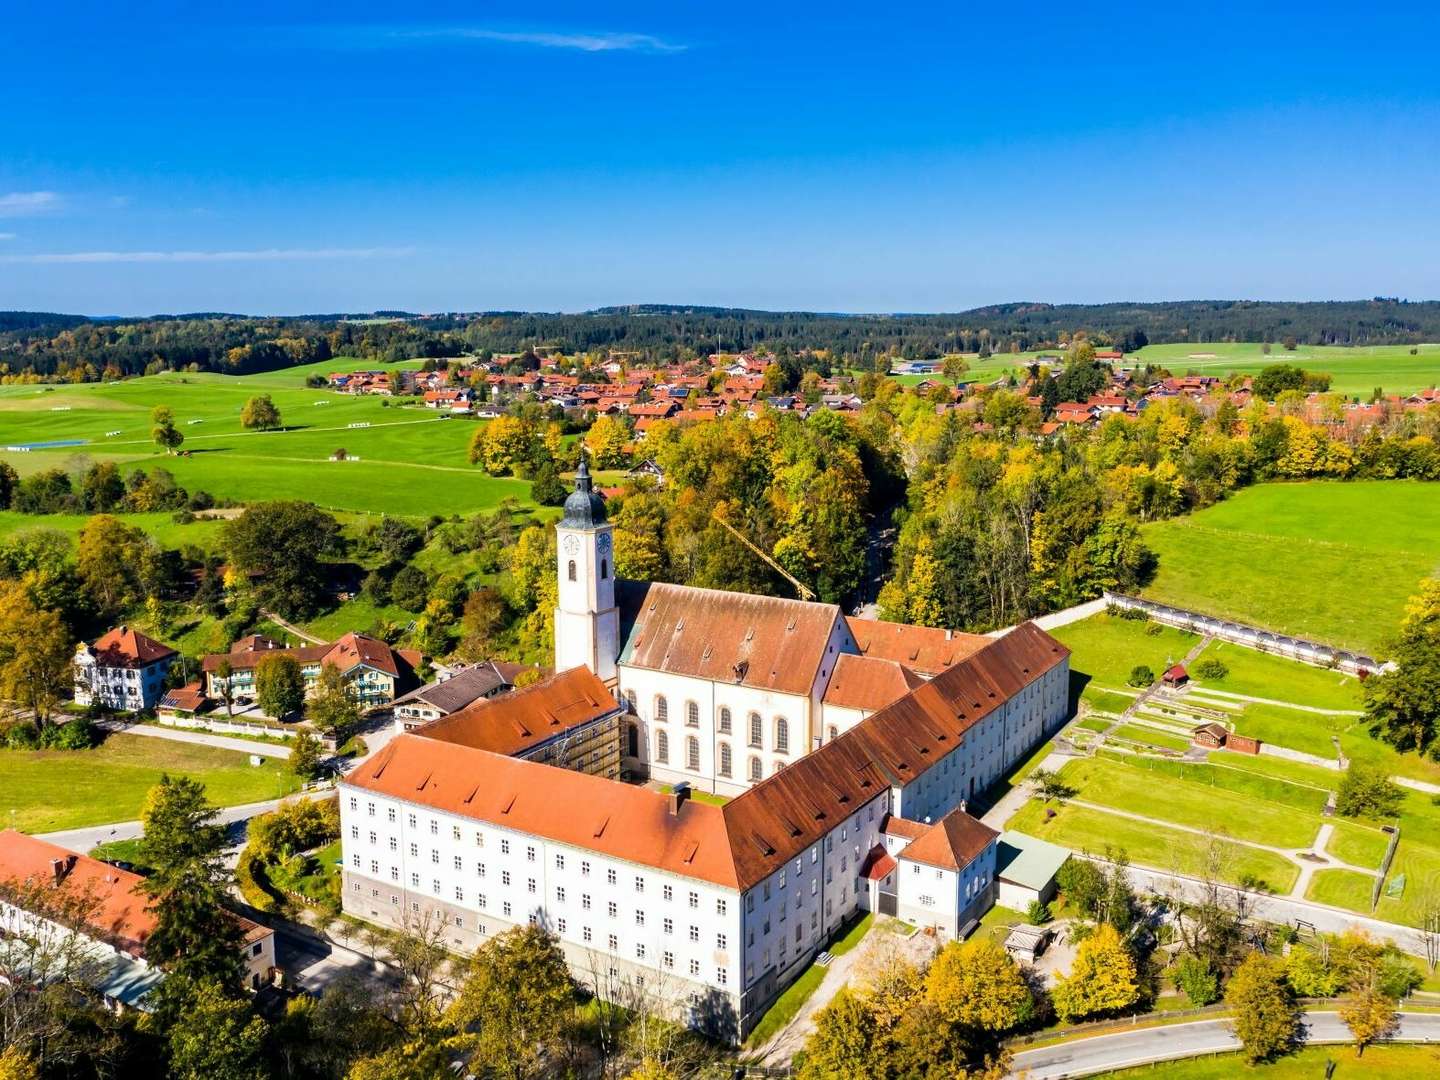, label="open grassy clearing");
[1203,749,1341,791]
[1109,724,1192,752]
[1140,481,1440,656]
[1190,639,1364,712]
[1006,800,1299,892]
[1326,820,1390,869]
[1097,751,1328,813]
[1094,1041,1440,1079]
[1130,340,1440,396]
[1055,757,1321,849]
[1050,613,1200,704]
[0,733,300,832]
[0,364,538,516]
[1305,867,1379,912]
[0,508,231,548]
[1236,702,1440,786]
